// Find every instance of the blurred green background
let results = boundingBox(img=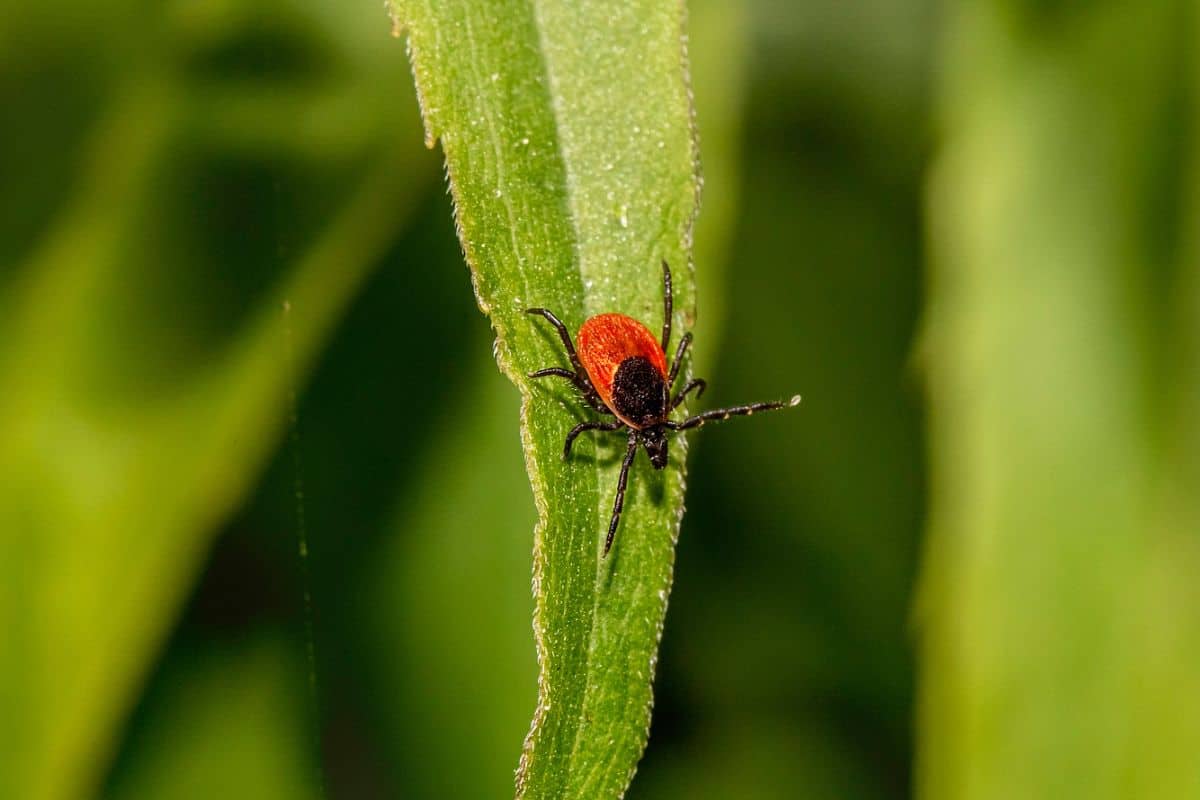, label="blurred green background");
[2,0,1196,798]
